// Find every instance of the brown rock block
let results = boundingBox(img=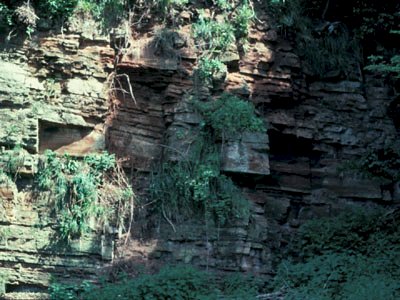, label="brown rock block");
[221,132,270,175]
[0,185,14,201]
